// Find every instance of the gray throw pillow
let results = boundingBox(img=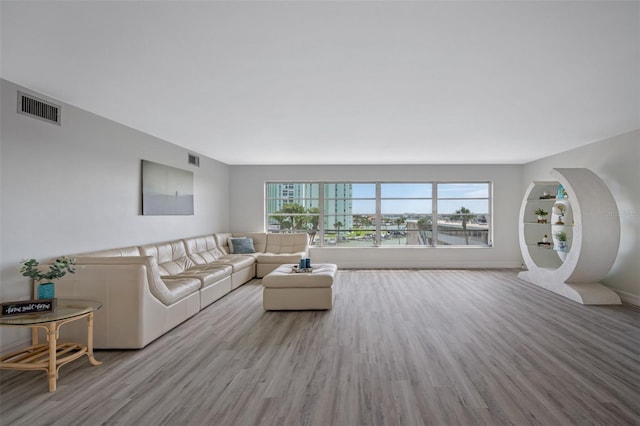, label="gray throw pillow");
[230,237,256,254]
